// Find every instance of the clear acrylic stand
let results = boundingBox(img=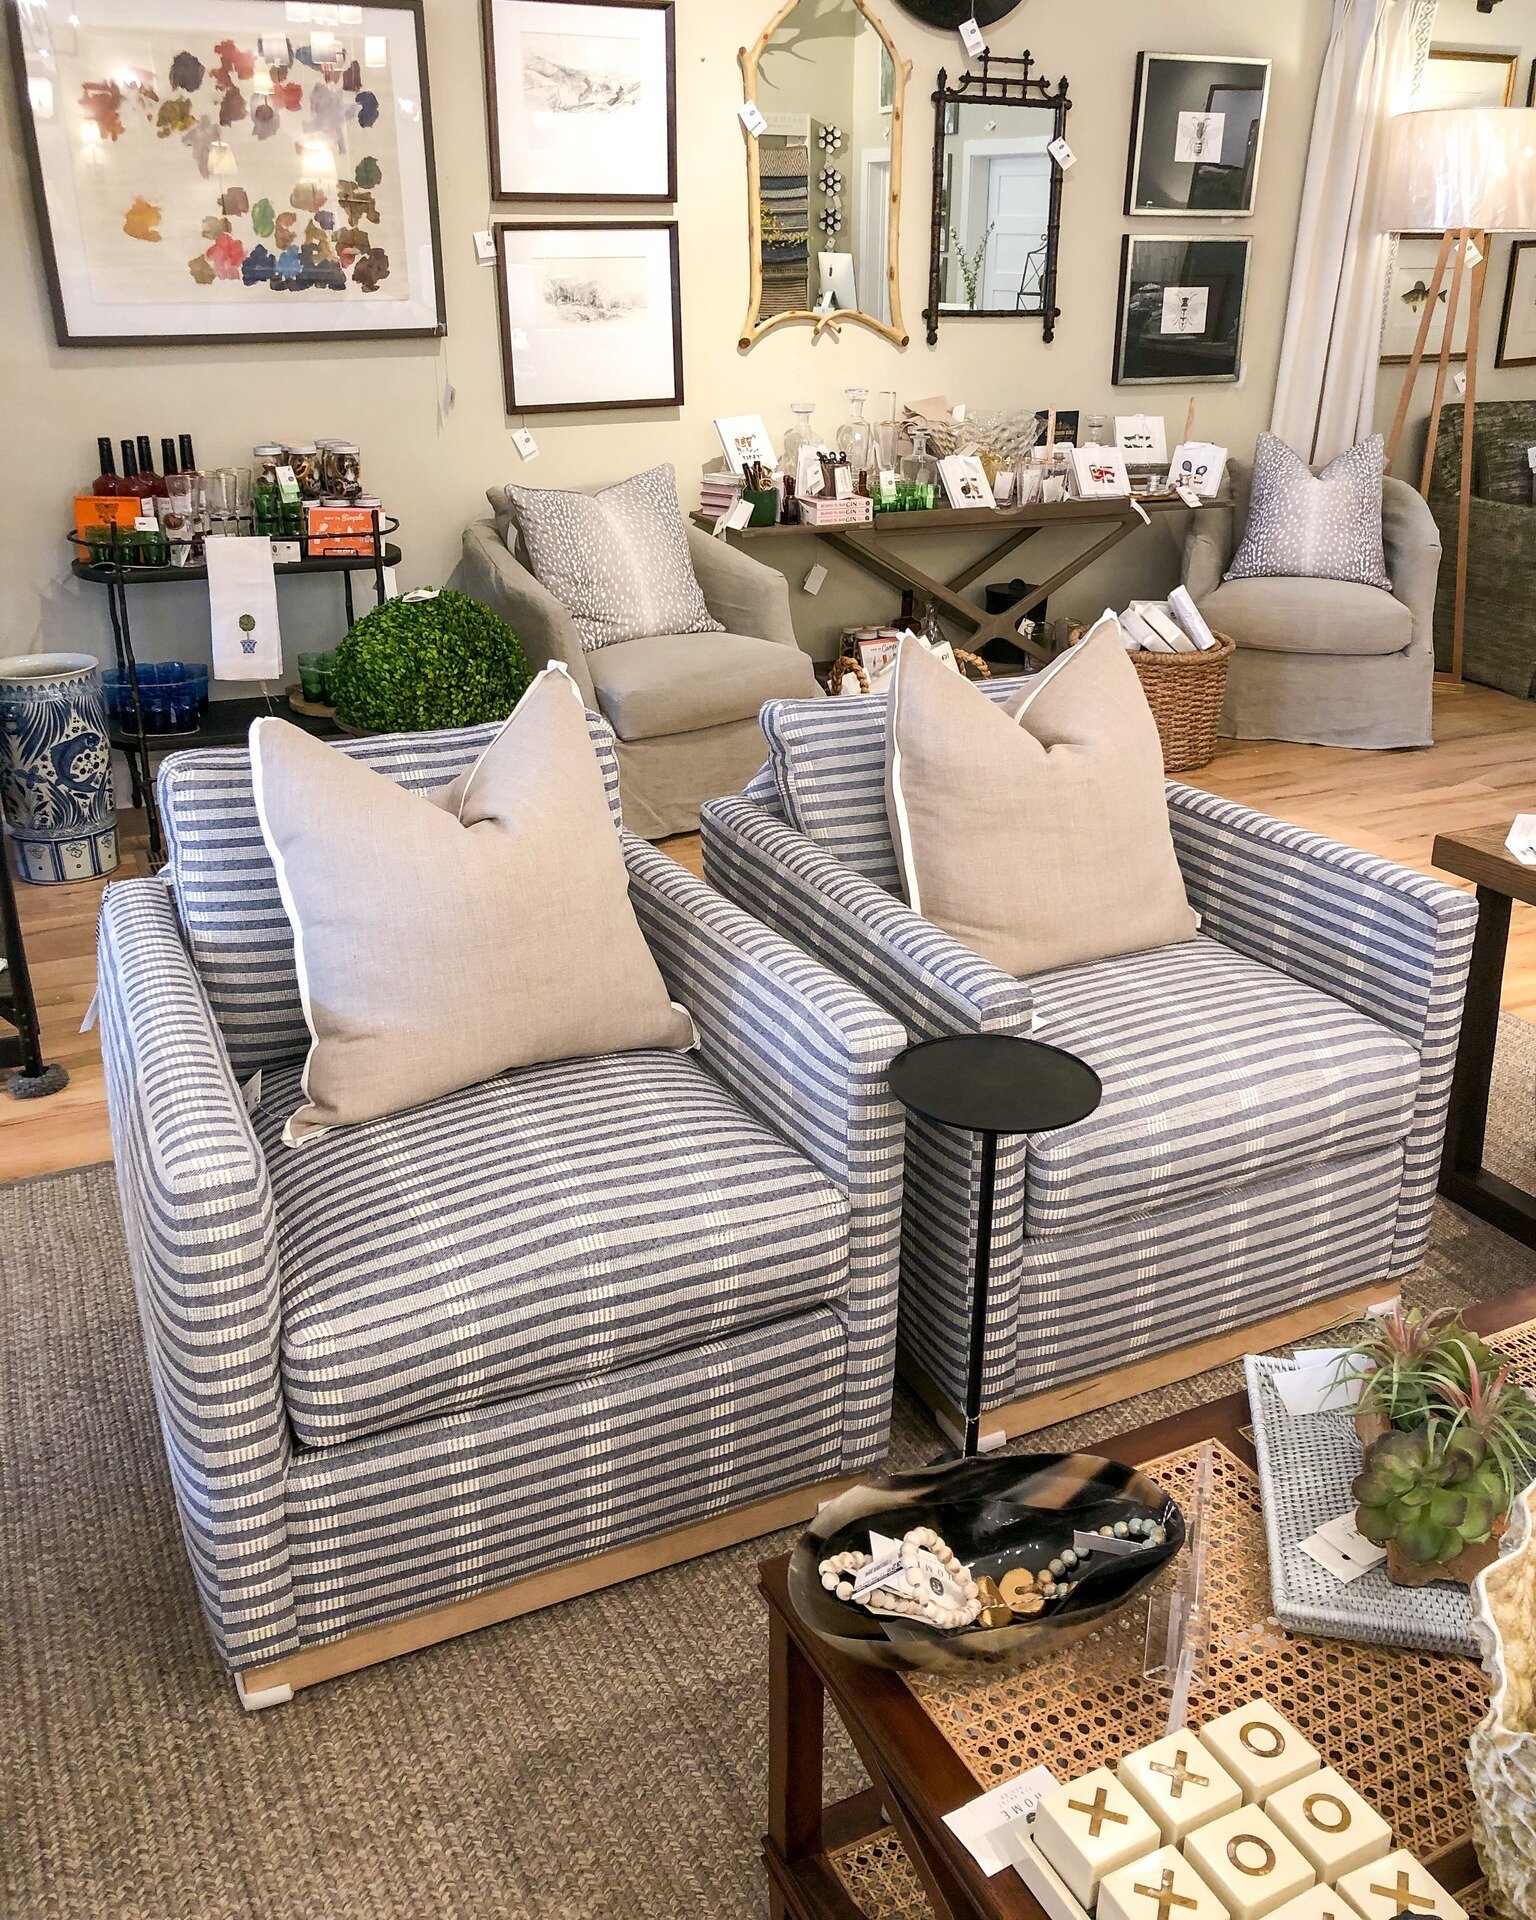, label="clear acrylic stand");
[1144,1440,1214,1733]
